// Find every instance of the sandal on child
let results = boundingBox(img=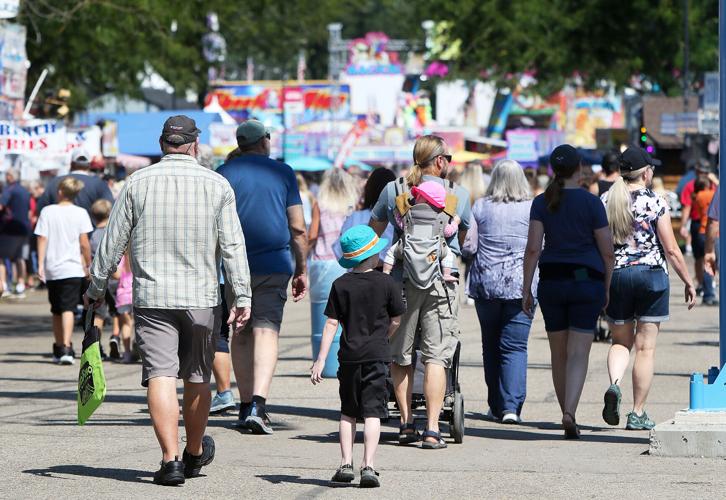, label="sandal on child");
[562,412,580,440]
[398,423,419,445]
[421,430,448,449]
